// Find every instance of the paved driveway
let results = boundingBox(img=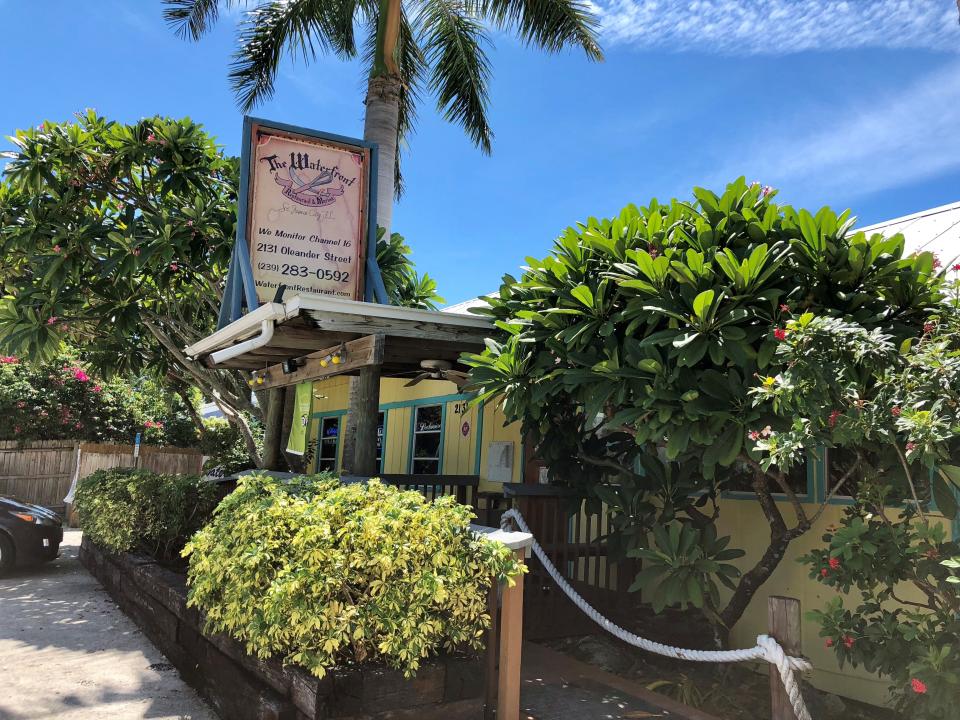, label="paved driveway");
[0,530,215,720]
